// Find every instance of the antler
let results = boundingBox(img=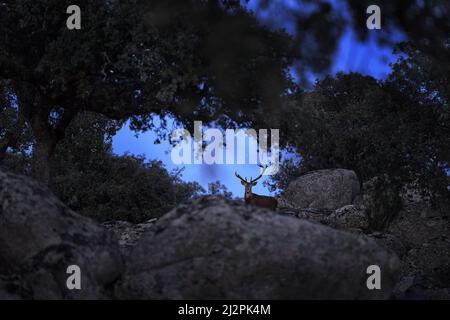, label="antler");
[235,171,247,183]
[250,164,268,183]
